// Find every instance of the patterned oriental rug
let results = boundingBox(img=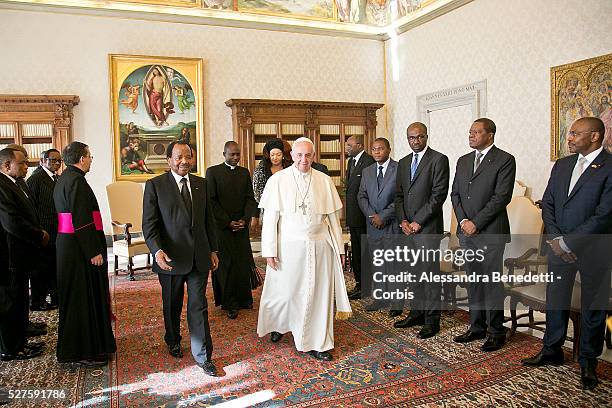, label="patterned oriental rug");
[1,262,611,407]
